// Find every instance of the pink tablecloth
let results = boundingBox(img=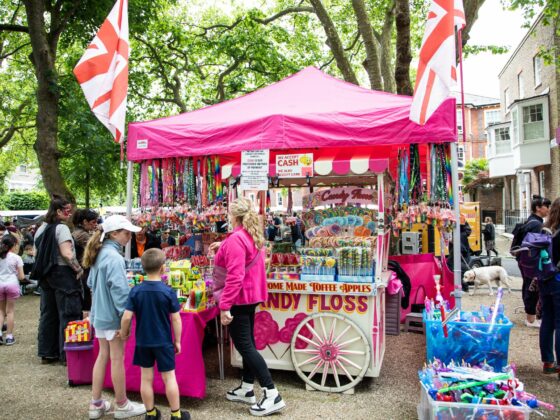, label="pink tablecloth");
[95,306,219,399]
